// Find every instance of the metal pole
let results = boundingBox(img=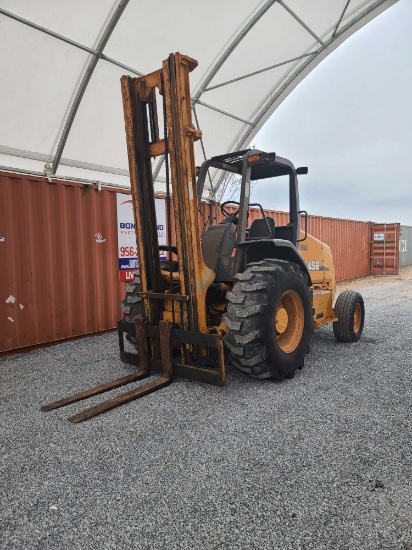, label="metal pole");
[51,0,131,174]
